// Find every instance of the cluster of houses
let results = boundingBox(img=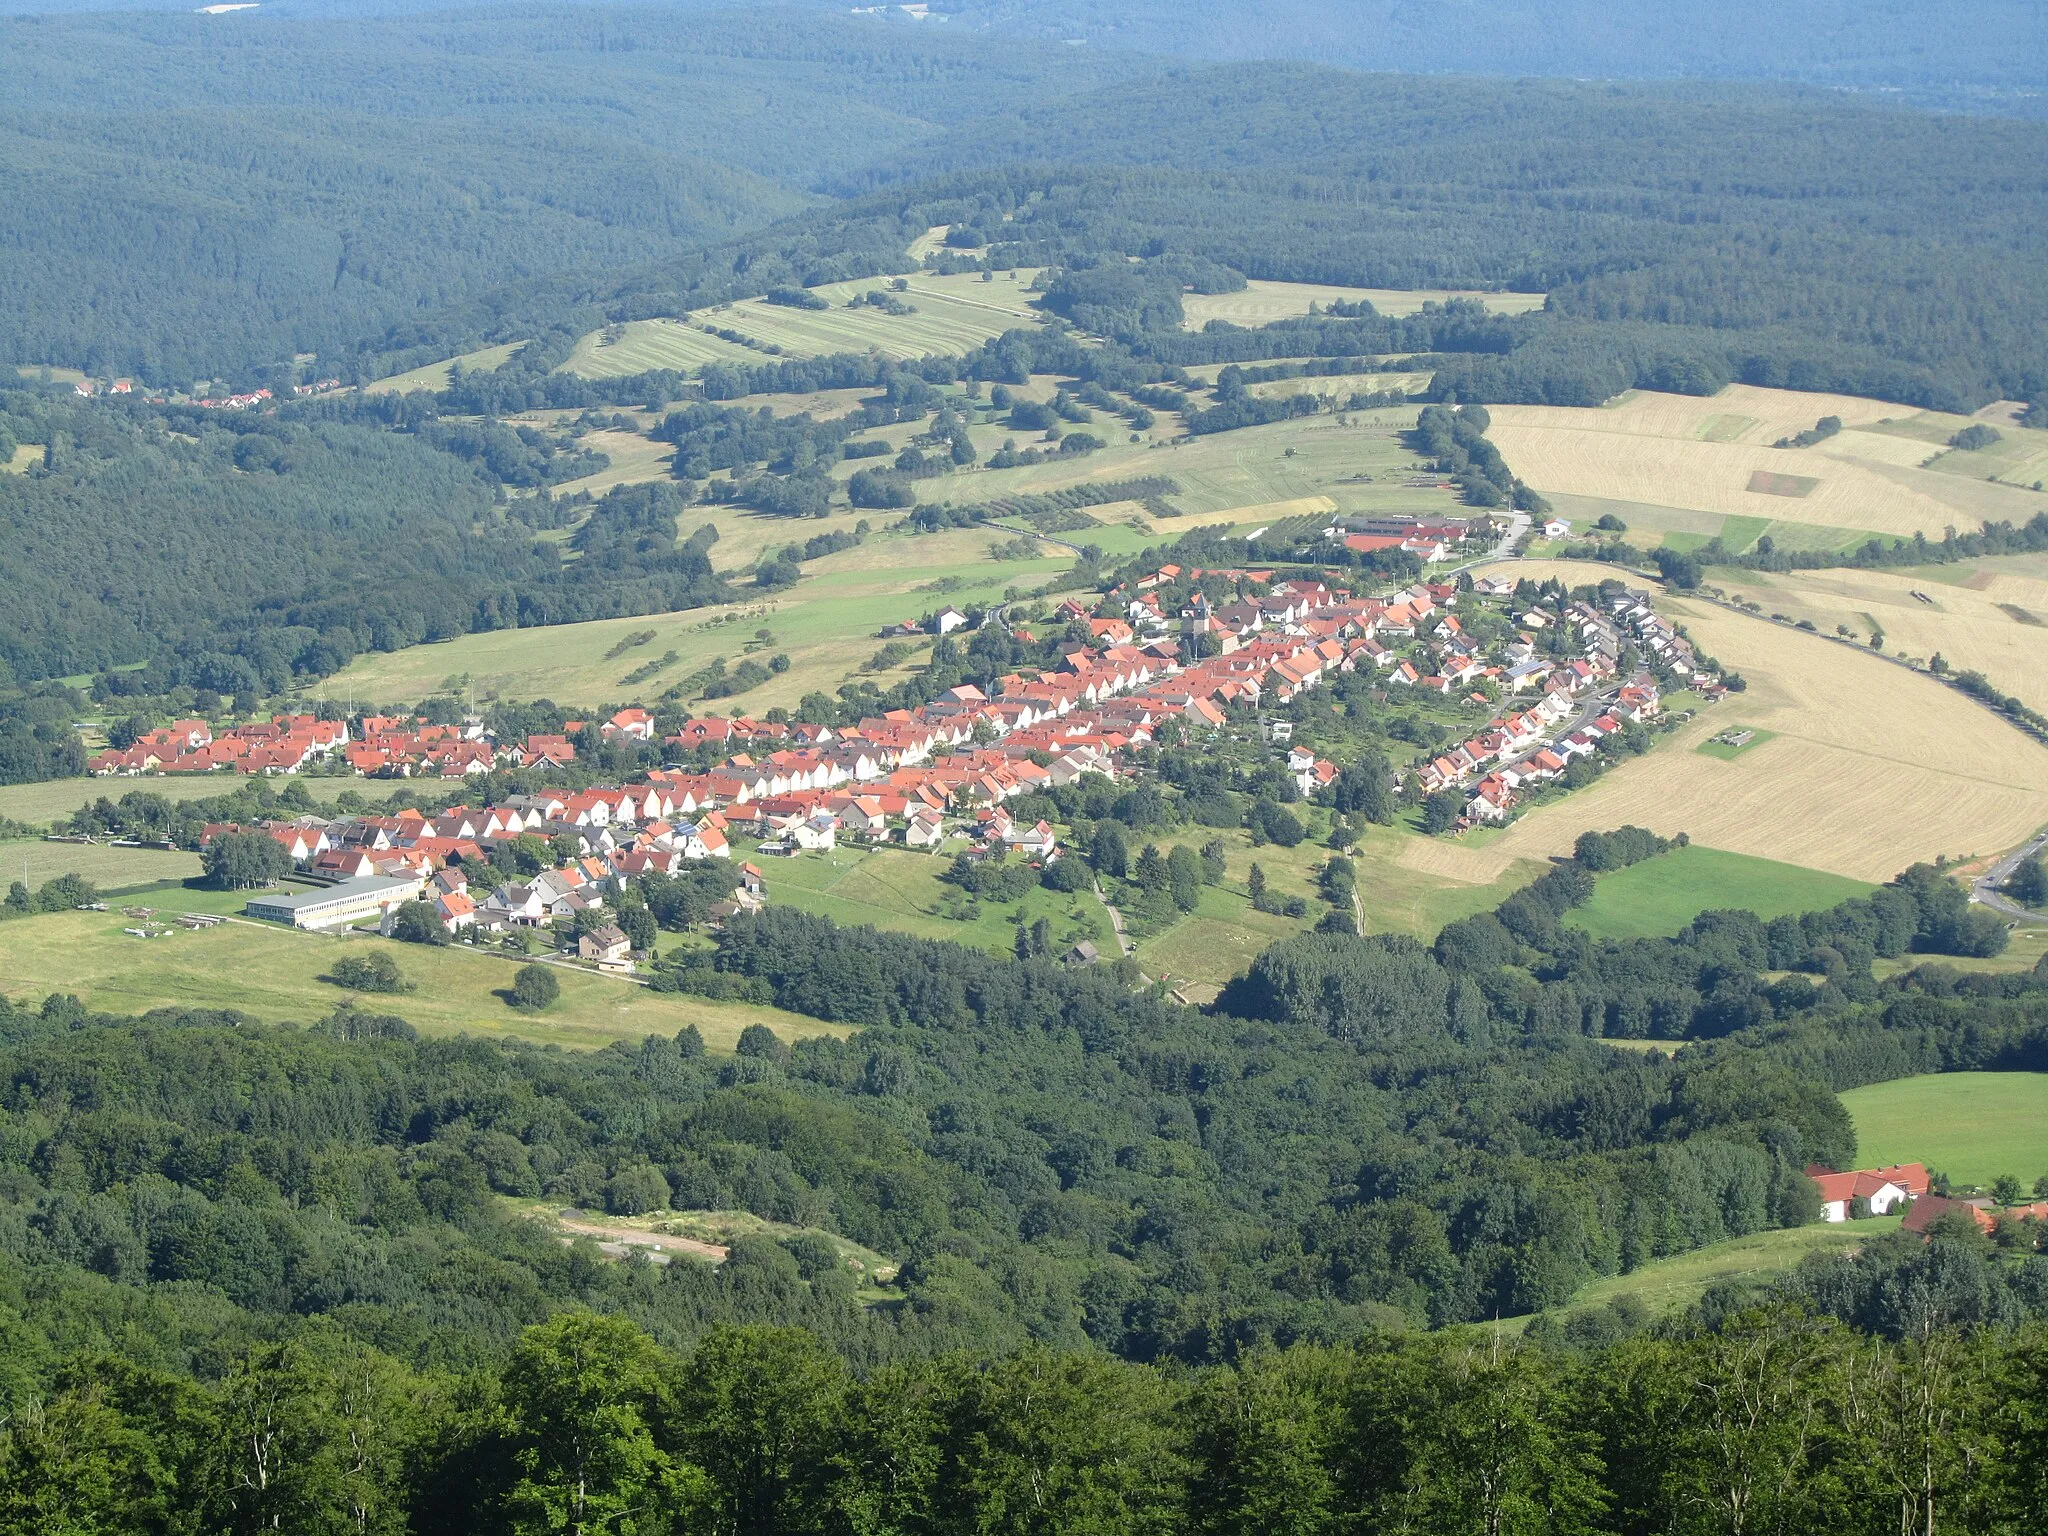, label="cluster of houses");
[1807,1161,2048,1235]
[1335,515,1491,565]
[71,378,342,405]
[89,715,351,777]
[223,788,772,951]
